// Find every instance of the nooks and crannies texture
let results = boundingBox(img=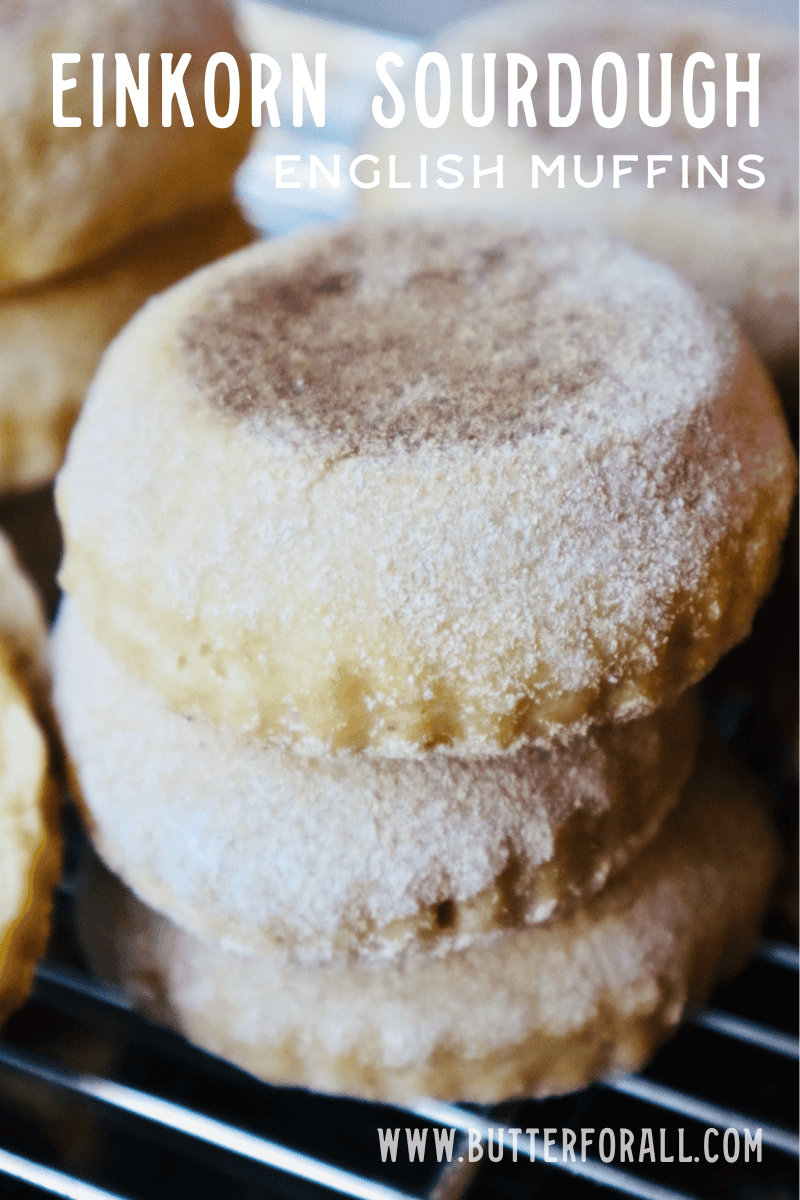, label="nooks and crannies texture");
[56,219,796,755]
